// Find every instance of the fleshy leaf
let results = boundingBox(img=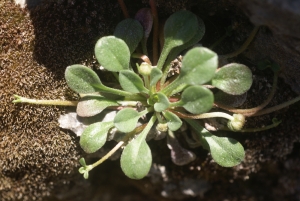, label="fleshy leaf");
[212,63,253,95]
[203,134,245,167]
[65,65,102,94]
[114,19,143,54]
[181,85,214,114]
[163,111,182,131]
[150,68,162,87]
[95,36,130,72]
[157,10,198,69]
[178,47,218,85]
[77,95,119,117]
[79,158,86,167]
[119,70,149,93]
[79,121,114,153]
[185,119,244,167]
[114,108,141,133]
[121,138,152,179]
[160,17,206,84]
[120,115,156,179]
[153,92,170,112]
